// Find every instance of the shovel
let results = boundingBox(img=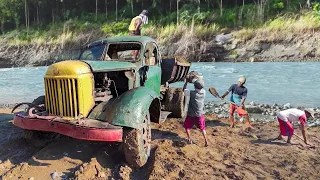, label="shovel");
[208,86,237,106]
